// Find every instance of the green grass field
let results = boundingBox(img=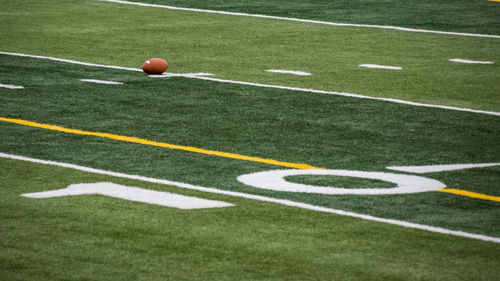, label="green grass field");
[132,0,500,35]
[1,0,499,280]
[2,0,500,111]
